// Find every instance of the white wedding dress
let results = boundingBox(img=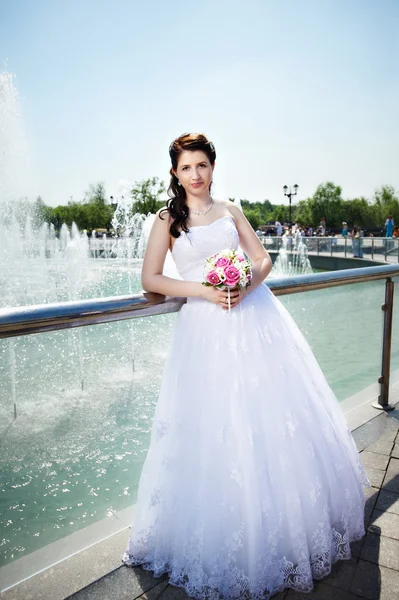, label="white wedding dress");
[123,215,370,599]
